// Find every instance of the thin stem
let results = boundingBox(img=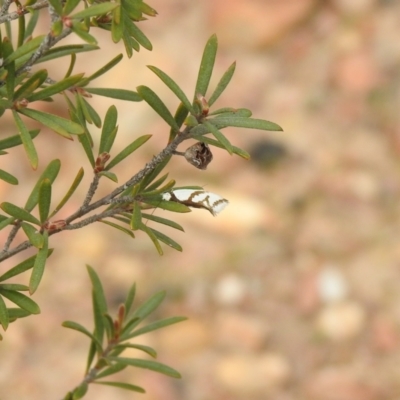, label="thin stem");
[0,1,49,24]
